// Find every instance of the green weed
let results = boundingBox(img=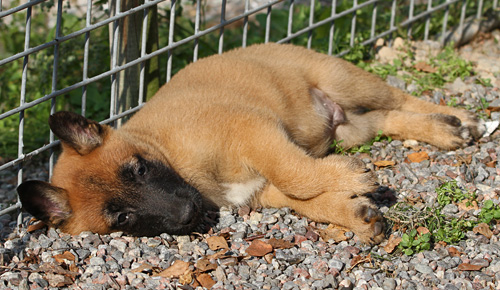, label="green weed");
[330,139,346,155]
[347,130,392,154]
[365,44,474,96]
[435,180,475,206]
[447,97,458,107]
[388,181,498,255]
[476,78,493,87]
[478,200,500,225]
[399,229,431,256]
[330,130,392,155]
